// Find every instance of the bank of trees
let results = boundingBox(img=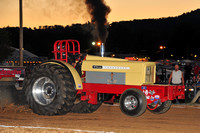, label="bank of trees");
[0,9,200,62]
